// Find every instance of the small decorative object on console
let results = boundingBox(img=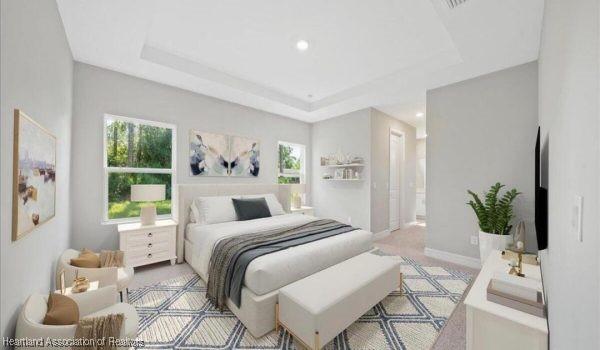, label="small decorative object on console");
[508,241,526,277]
[487,270,545,317]
[514,221,526,248]
[72,276,90,293]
